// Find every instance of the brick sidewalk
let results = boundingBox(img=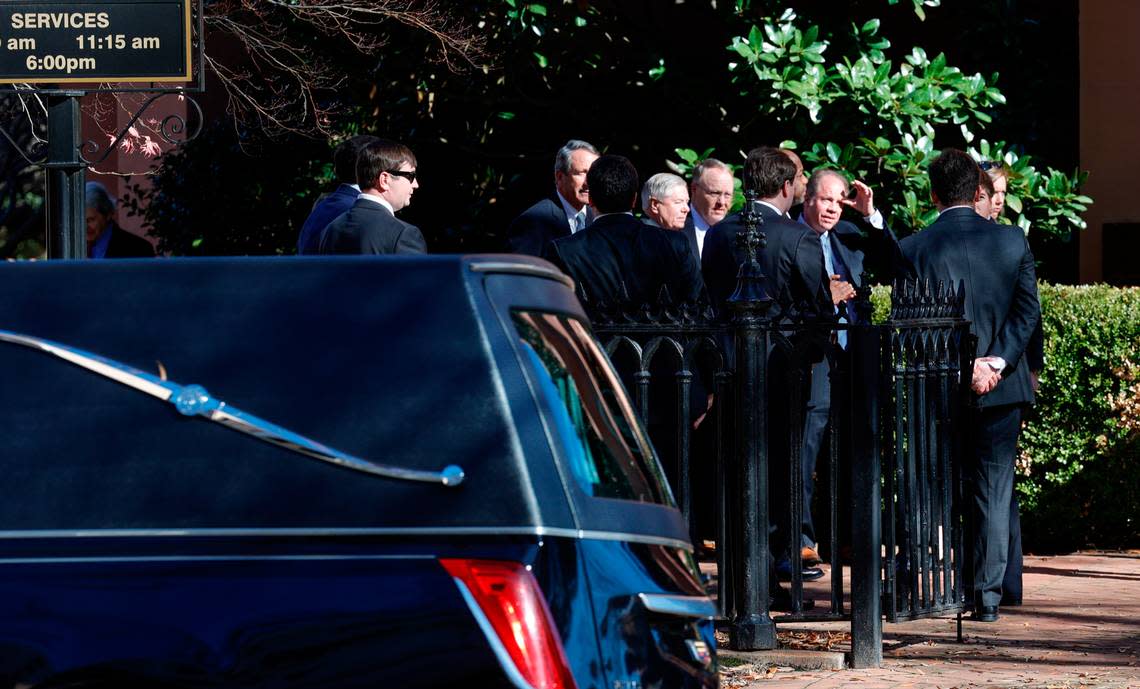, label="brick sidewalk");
[719,553,1140,688]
